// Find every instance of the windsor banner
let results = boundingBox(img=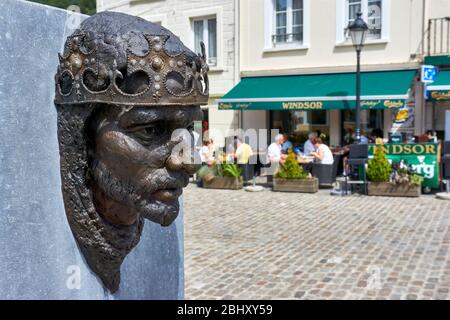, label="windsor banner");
[368,143,441,189]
